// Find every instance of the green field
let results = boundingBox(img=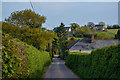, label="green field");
[95,30,116,39]
[67,29,119,40]
[107,29,118,34]
[67,37,83,40]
